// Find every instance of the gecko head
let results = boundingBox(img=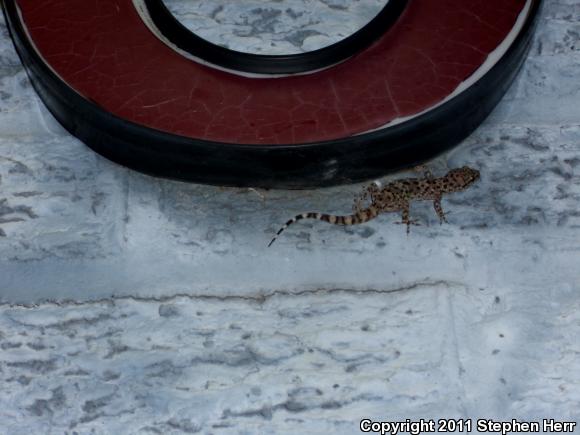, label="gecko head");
[446,166,480,189]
